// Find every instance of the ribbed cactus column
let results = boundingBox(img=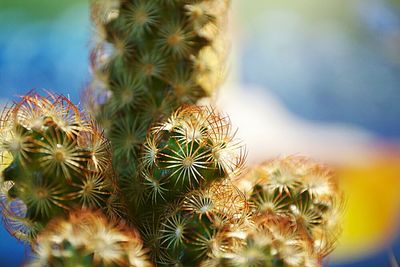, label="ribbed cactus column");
[89,0,231,190]
[0,93,121,242]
